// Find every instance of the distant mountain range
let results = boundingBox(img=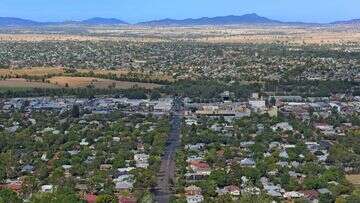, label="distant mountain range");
[0,17,128,27]
[0,17,42,27]
[0,14,359,27]
[331,19,360,25]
